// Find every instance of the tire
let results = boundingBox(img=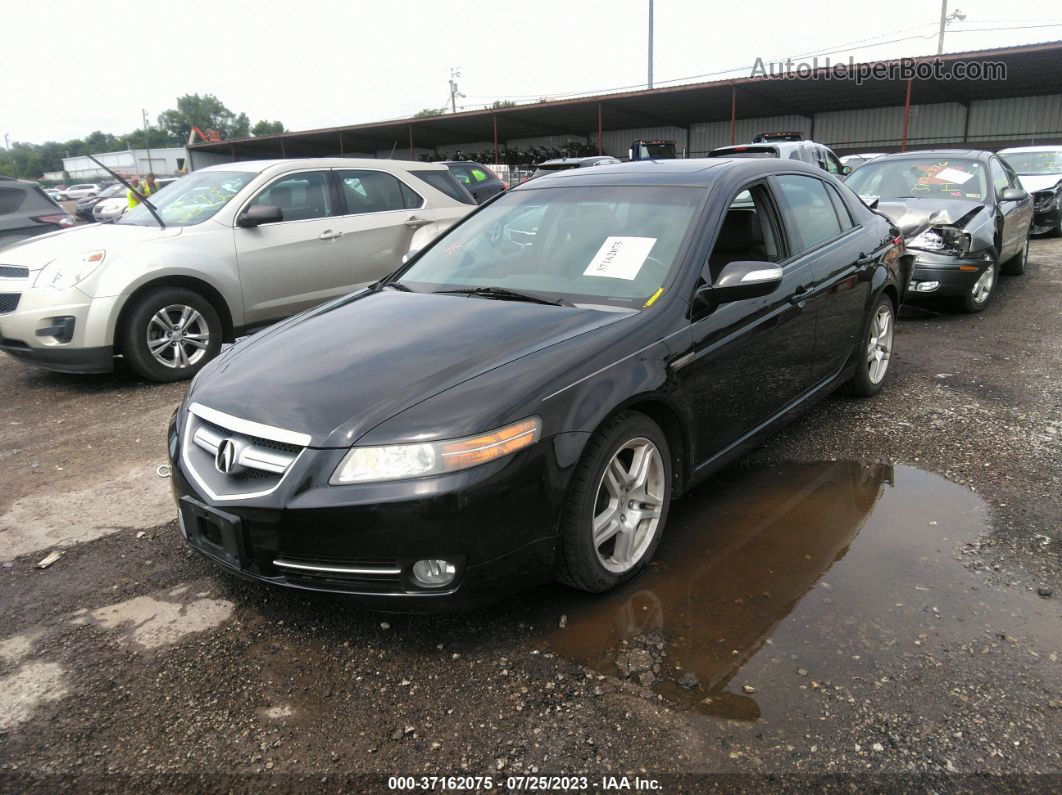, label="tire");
[120,287,223,382]
[953,254,998,314]
[842,292,895,398]
[556,411,672,593]
[1001,235,1029,276]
